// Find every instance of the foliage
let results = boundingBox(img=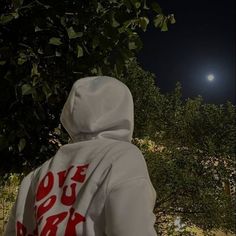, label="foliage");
[0,173,21,234]
[0,0,175,173]
[119,59,161,138]
[120,62,236,235]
